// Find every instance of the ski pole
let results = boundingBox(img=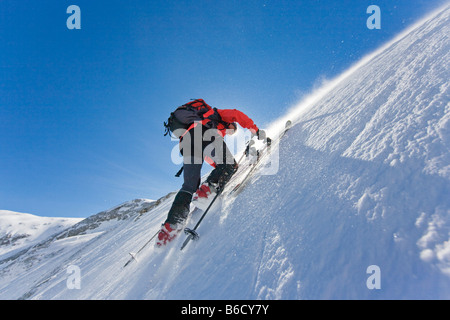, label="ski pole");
[180,190,222,251]
[123,229,159,268]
